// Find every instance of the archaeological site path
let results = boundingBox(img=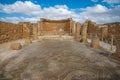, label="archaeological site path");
[0,39,120,80]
